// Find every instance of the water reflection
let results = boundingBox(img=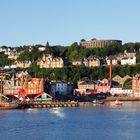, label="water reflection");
[49,107,65,118]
